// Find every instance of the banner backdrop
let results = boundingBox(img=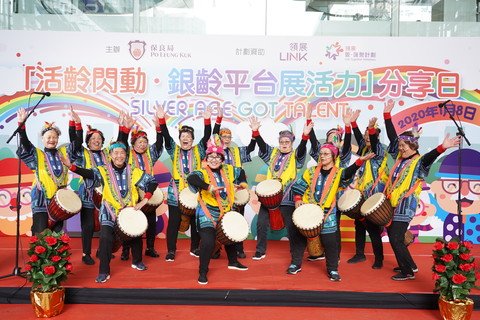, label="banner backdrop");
[0,30,479,243]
